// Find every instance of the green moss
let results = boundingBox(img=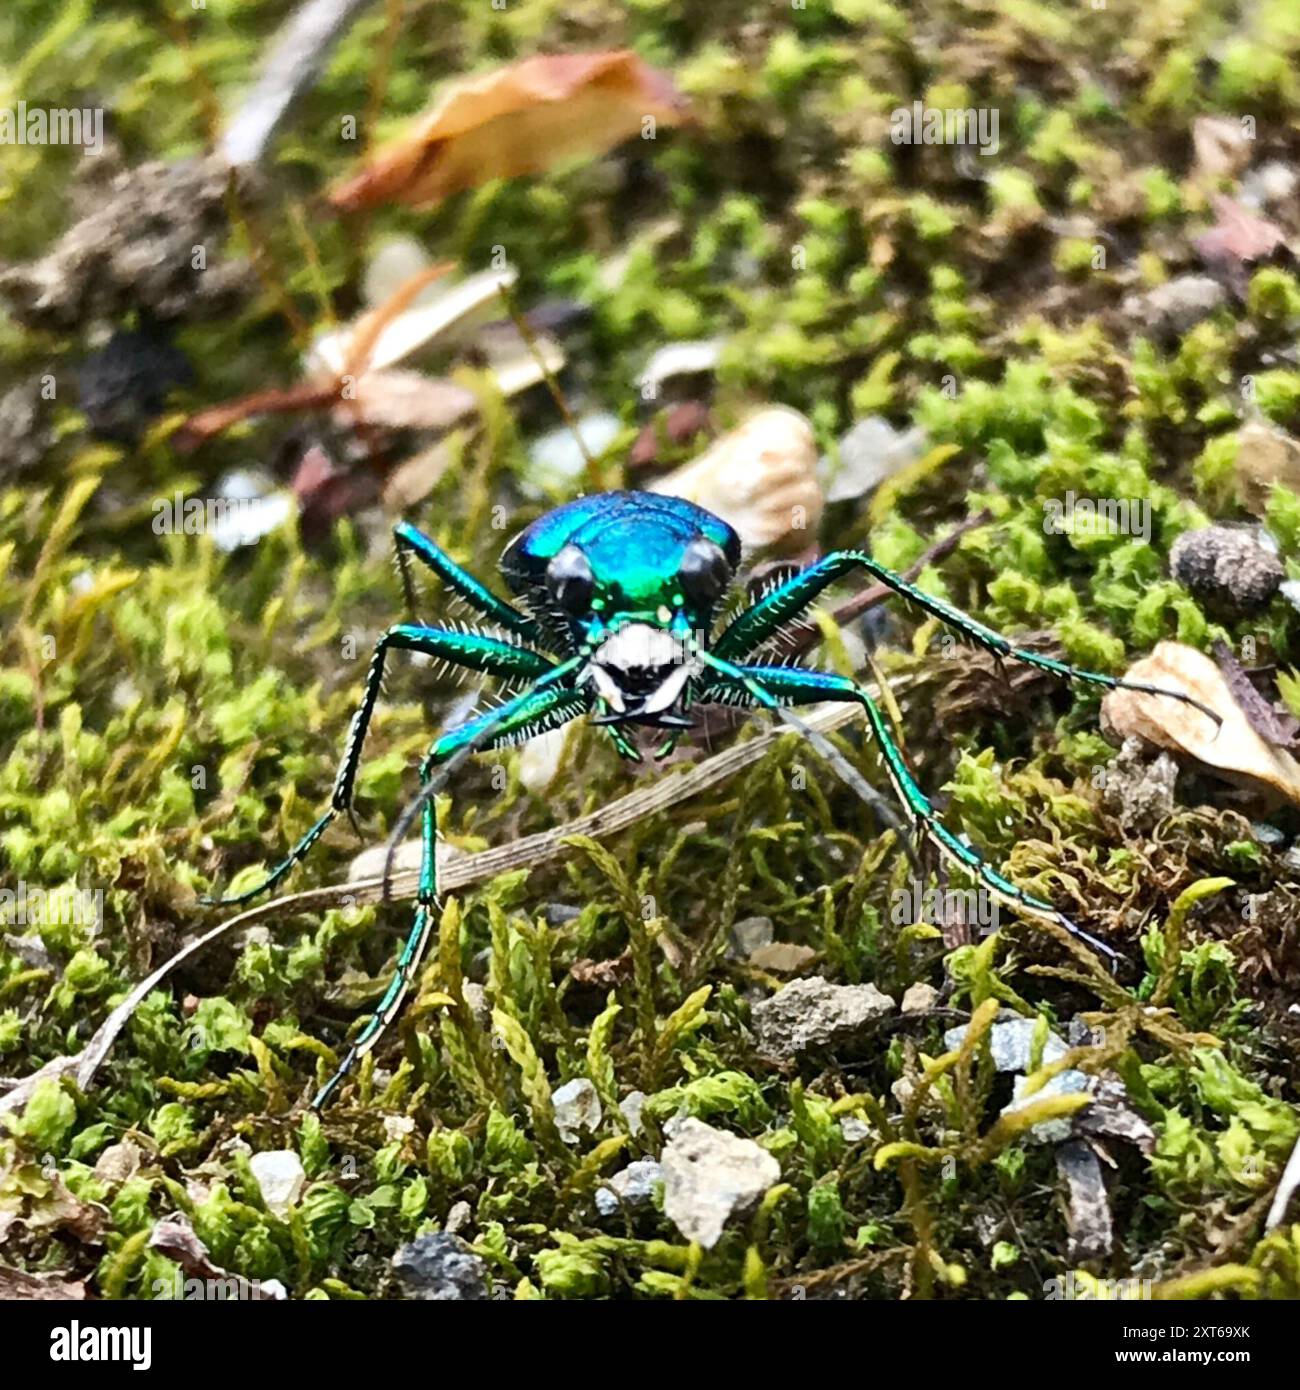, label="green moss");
[1,0,1297,1305]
